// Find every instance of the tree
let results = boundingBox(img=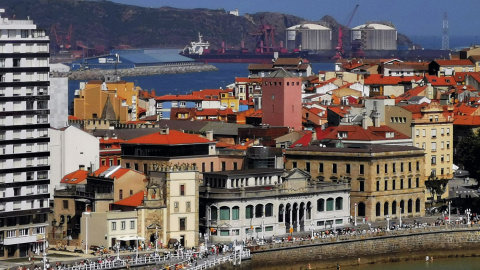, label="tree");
[425,174,449,207]
[457,129,480,183]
